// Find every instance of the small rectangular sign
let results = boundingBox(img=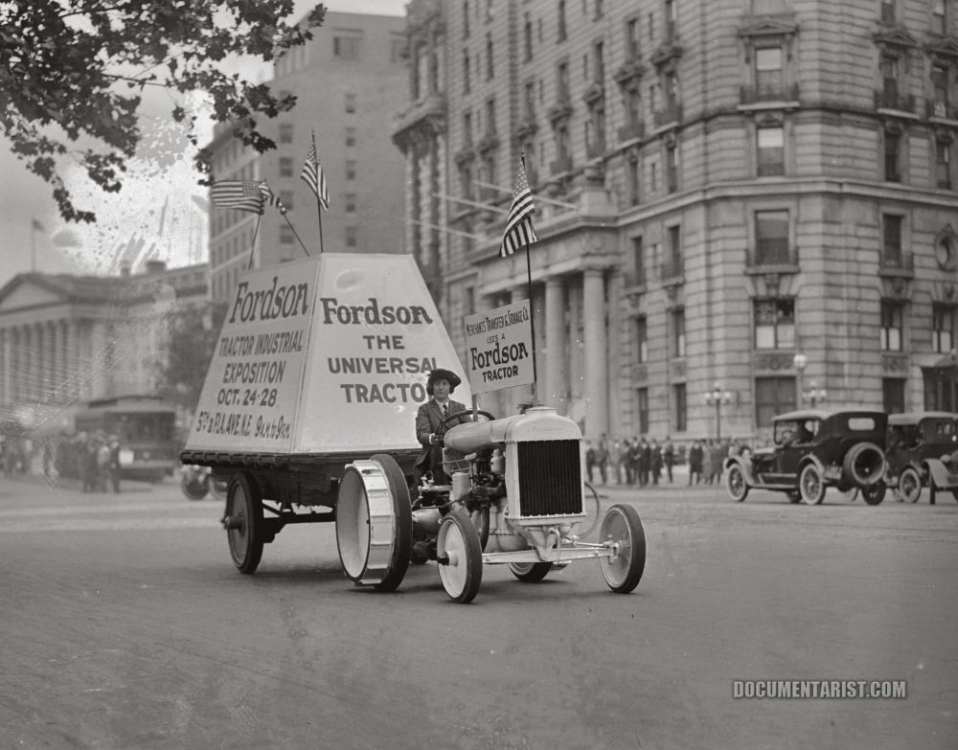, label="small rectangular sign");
[463,300,535,395]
